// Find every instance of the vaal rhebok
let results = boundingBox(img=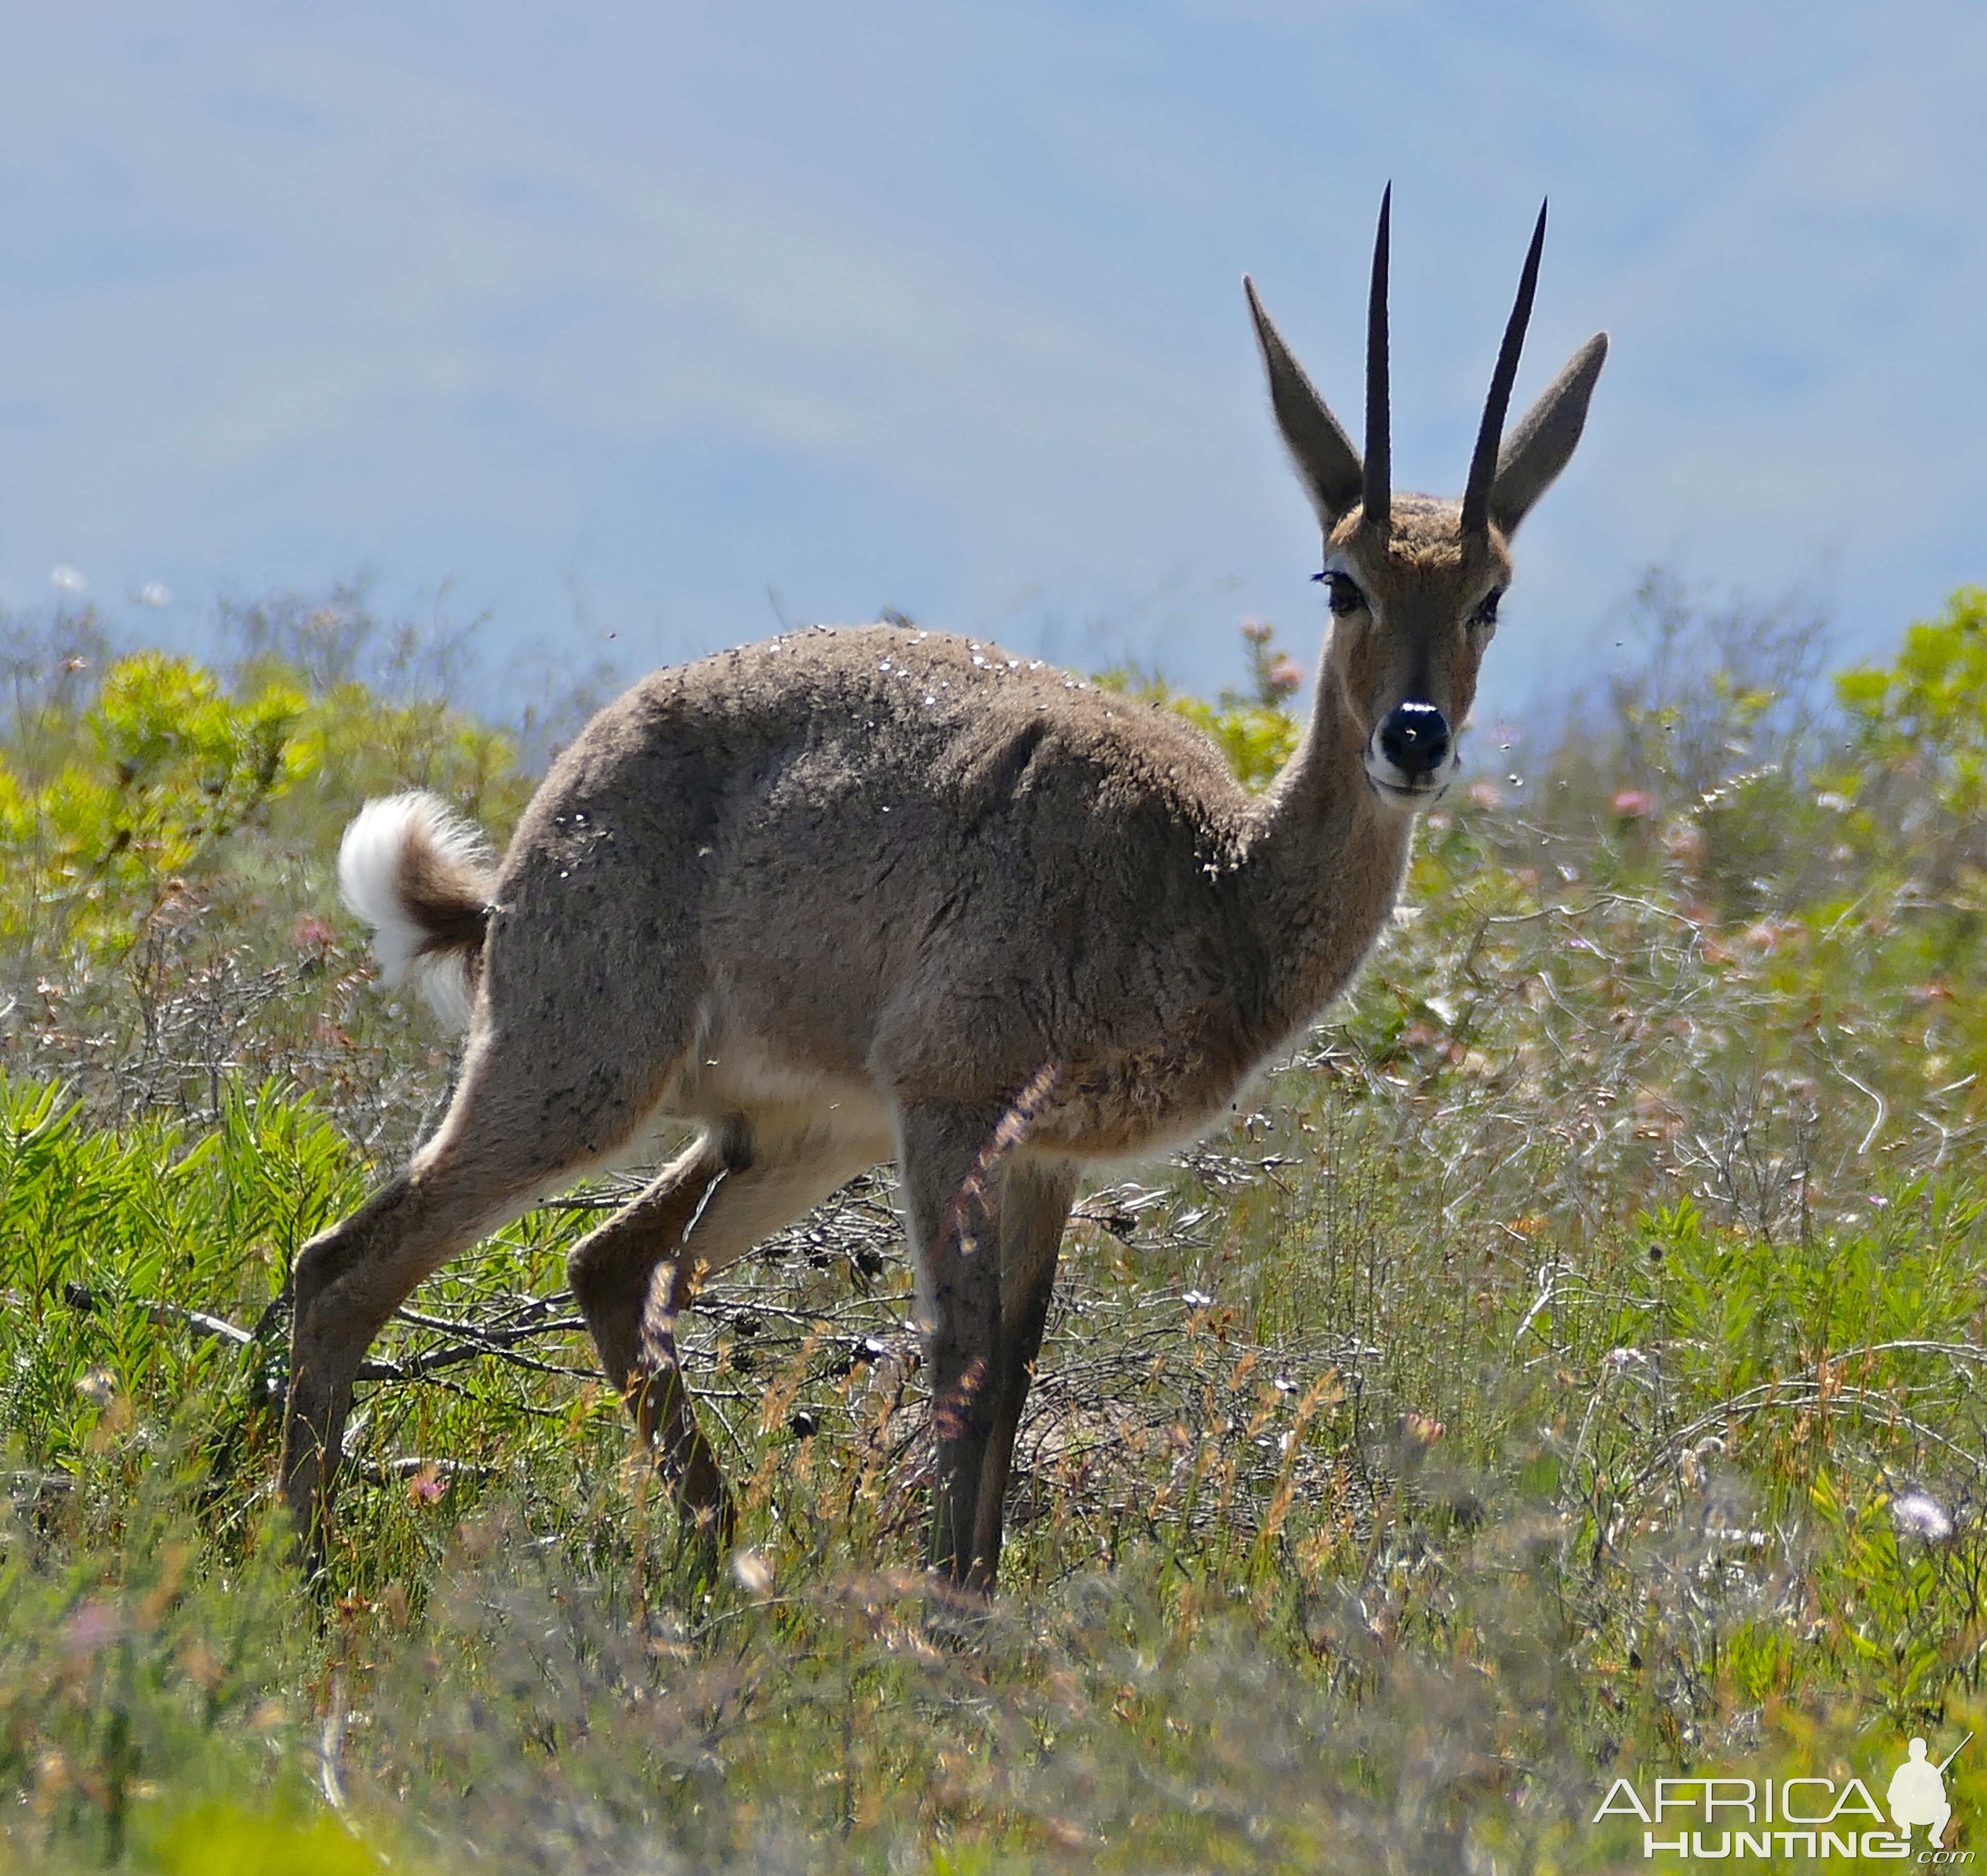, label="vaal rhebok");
[284,191,1606,1592]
